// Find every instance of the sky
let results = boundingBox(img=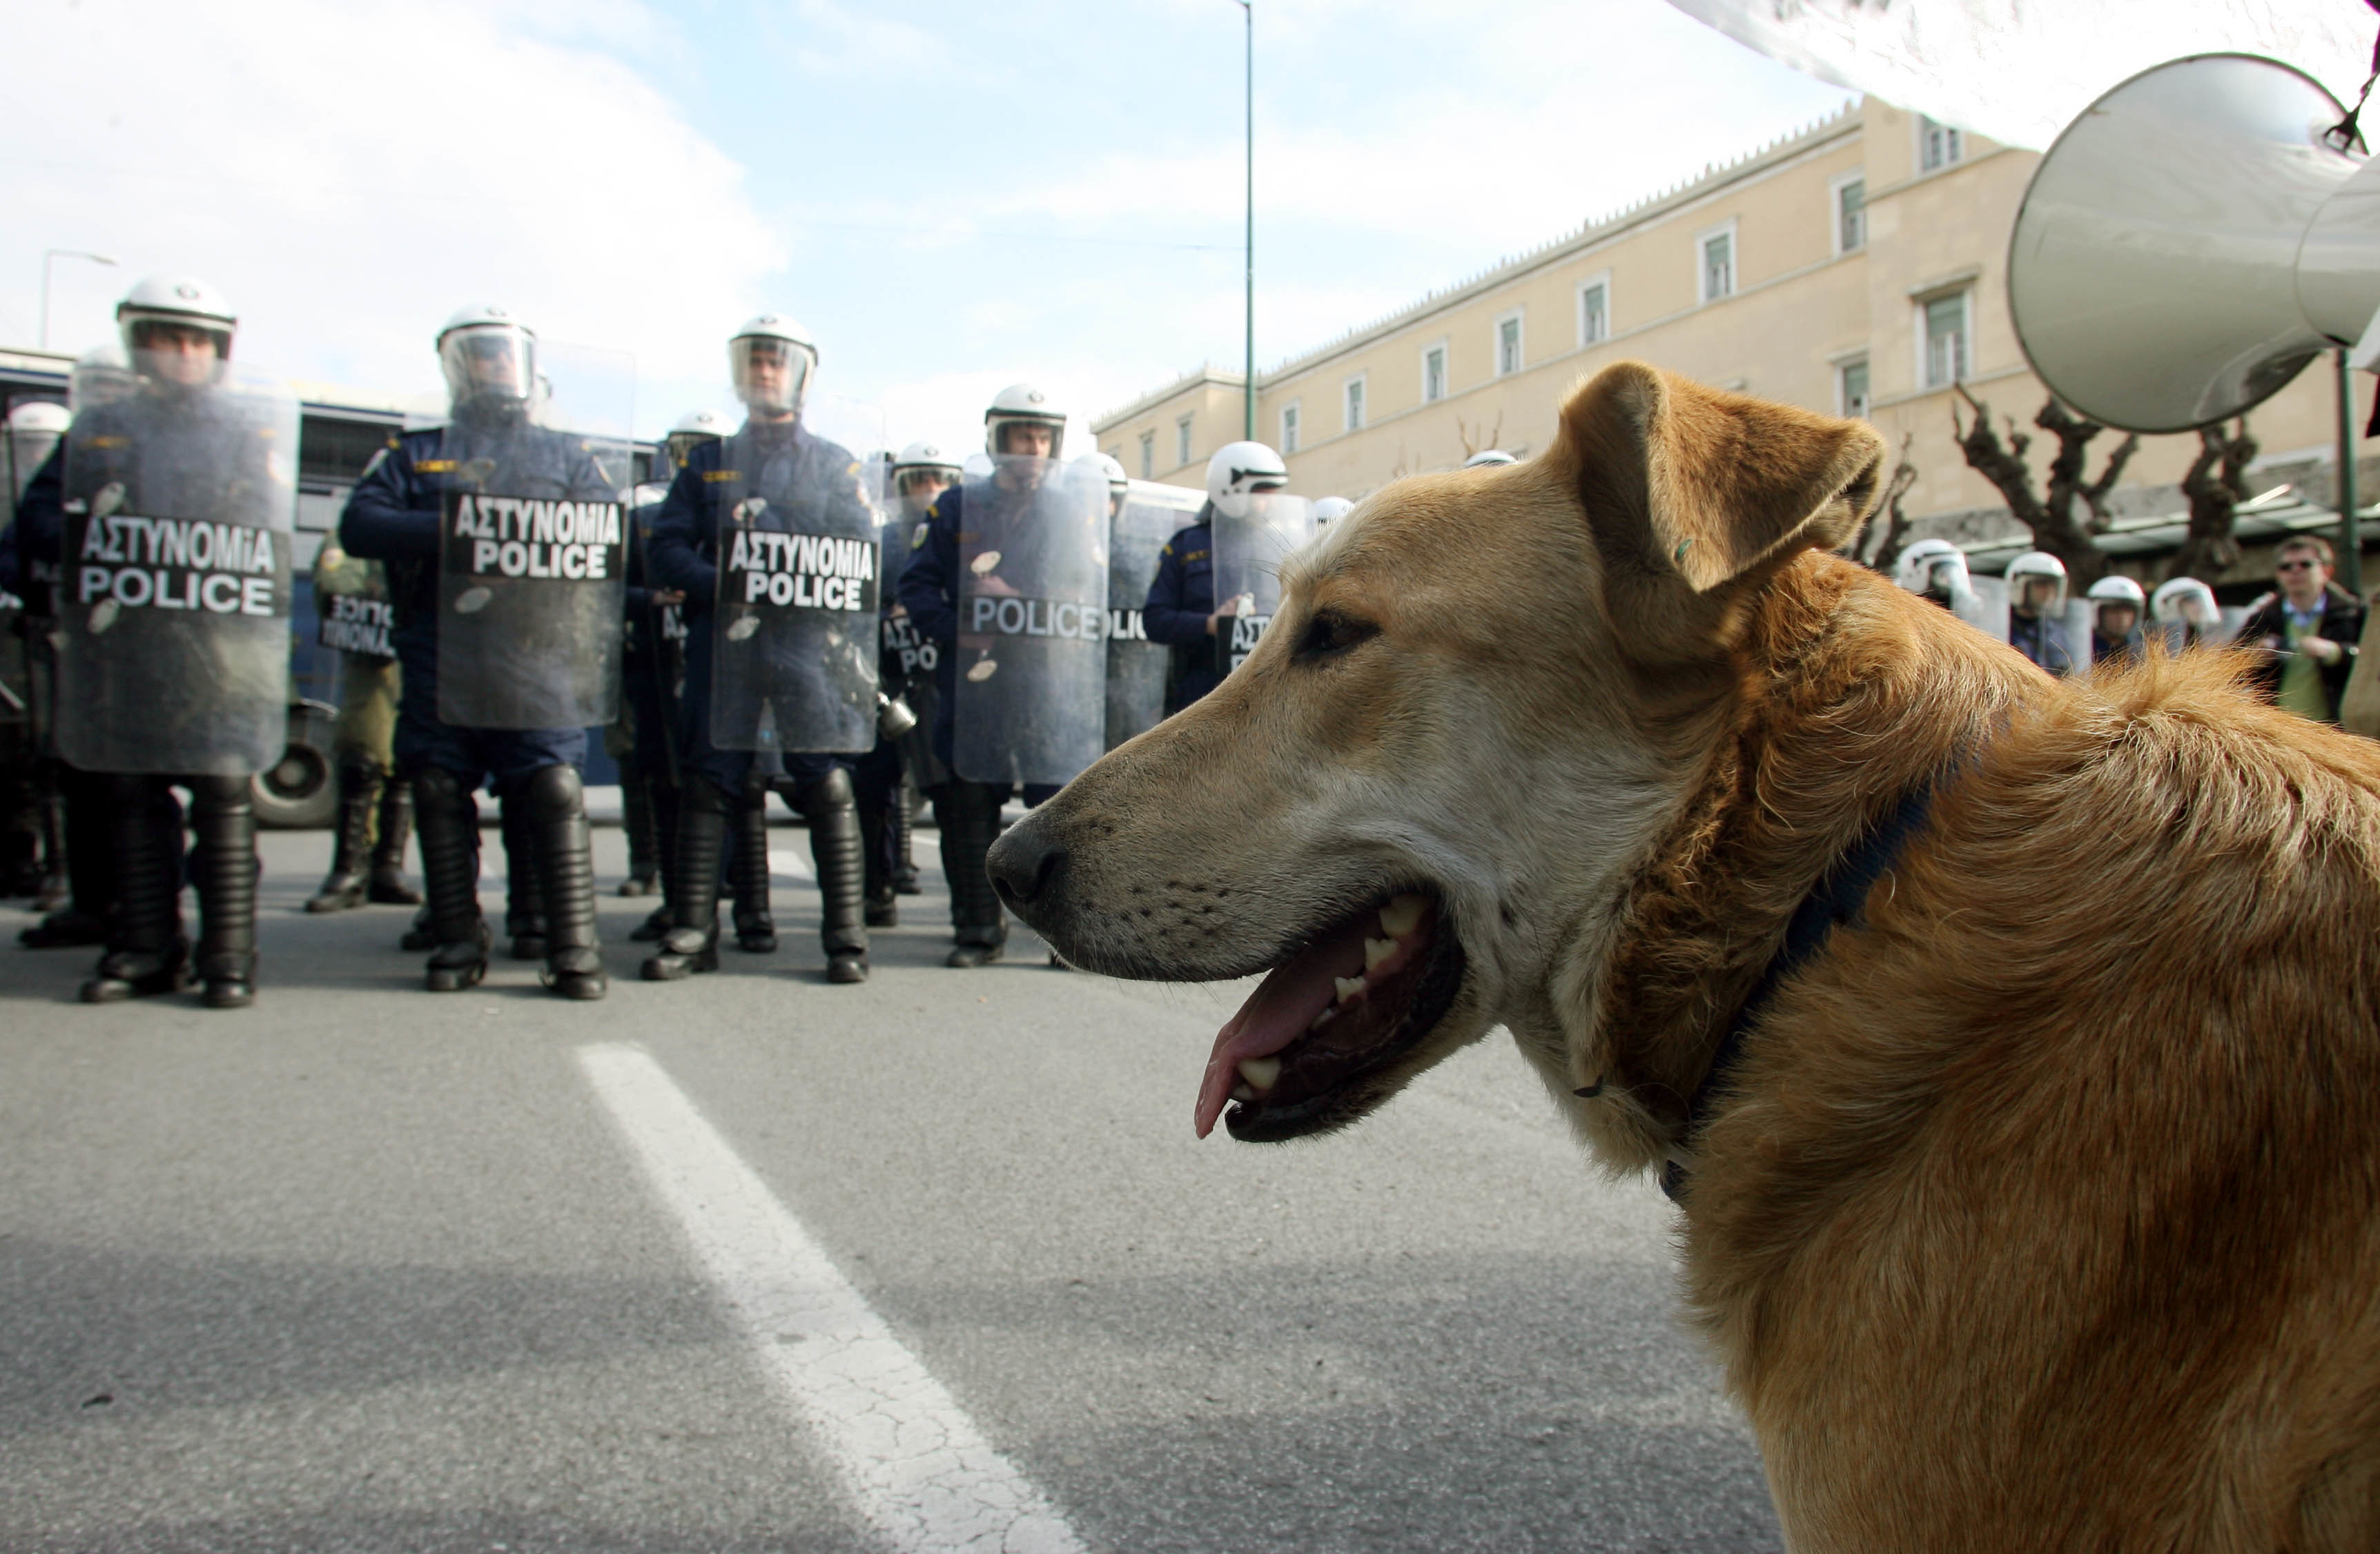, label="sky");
[4,0,1852,455]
